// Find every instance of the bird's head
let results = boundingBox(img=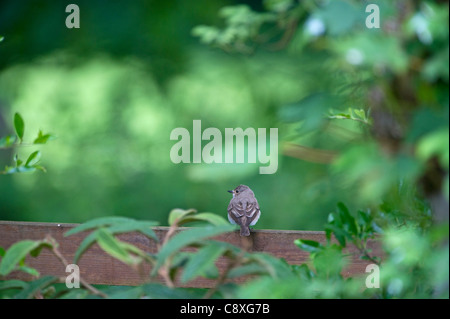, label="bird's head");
[227,185,252,198]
